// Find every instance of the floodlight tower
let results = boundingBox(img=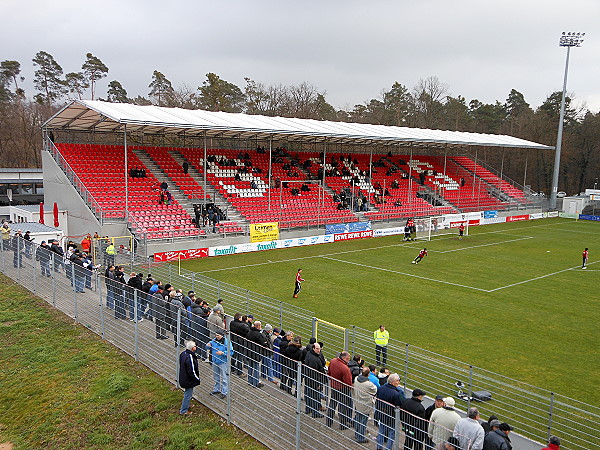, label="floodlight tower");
[550,32,584,210]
